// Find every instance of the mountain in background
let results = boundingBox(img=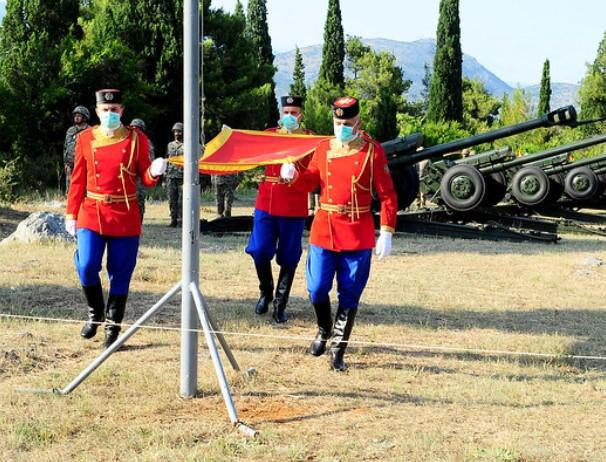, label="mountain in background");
[274,38,579,109]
